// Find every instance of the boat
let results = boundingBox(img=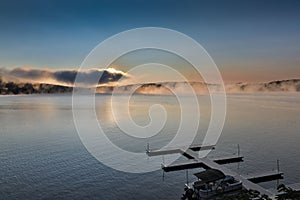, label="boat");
[182,169,242,200]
